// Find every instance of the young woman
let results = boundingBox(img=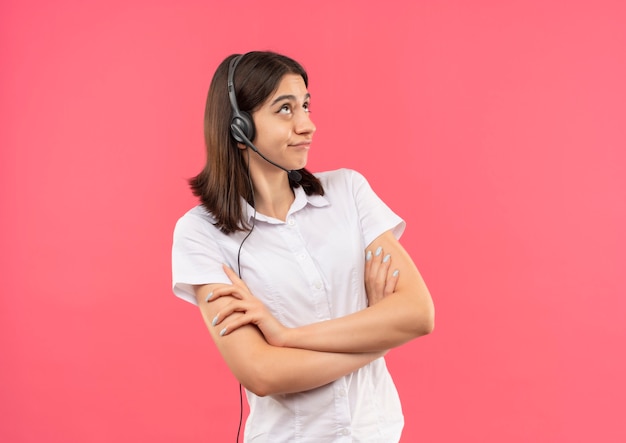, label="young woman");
[172,51,434,442]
